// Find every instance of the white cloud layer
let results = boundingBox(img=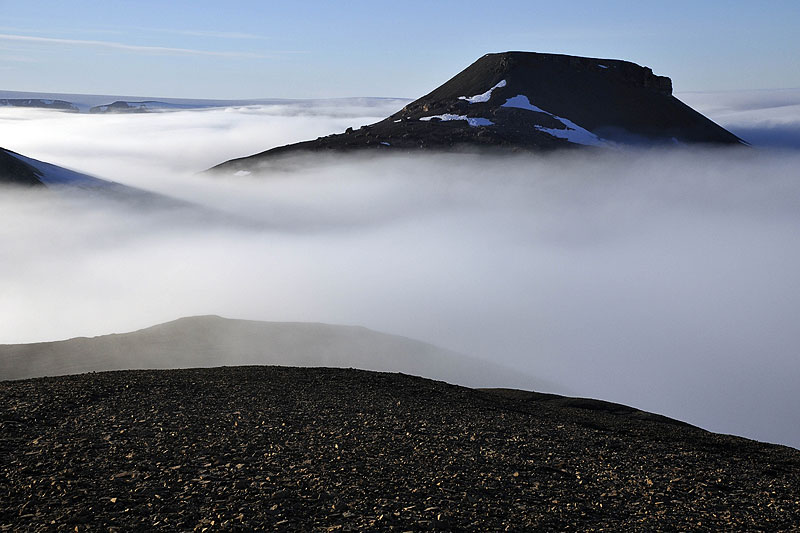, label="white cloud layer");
[1,92,800,448]
[680,88,800,149]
